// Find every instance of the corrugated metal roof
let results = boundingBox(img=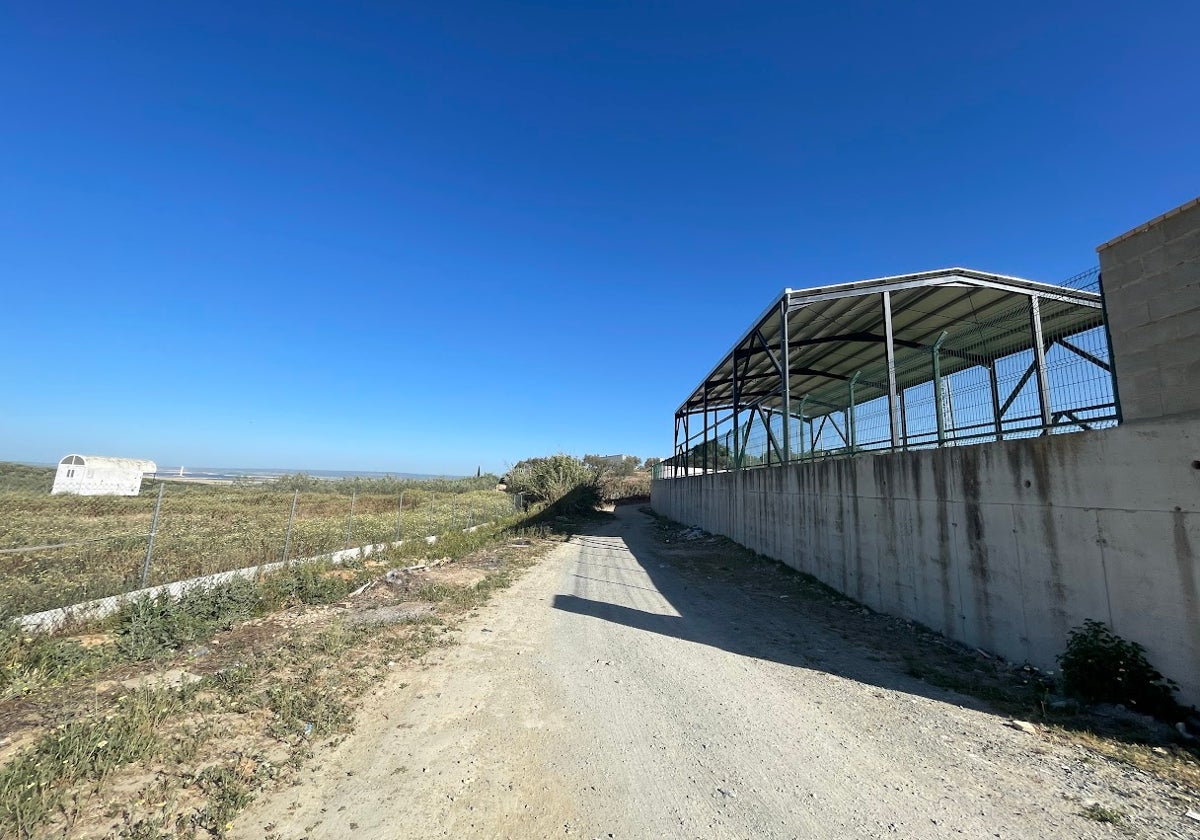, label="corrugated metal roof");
[676,268,1103,418]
